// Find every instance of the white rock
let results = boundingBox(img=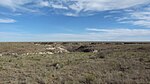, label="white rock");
[47,52,53,54]
[12,53,18,55]
[46,45,52,47]
[46,47,55,50]
[93,50,98,53]
[39,52,44,55]
[26,53,30,55]
[35,44,40,45]
[0,54,2,56]
[35,53,38,55]
[57,47,69,53]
